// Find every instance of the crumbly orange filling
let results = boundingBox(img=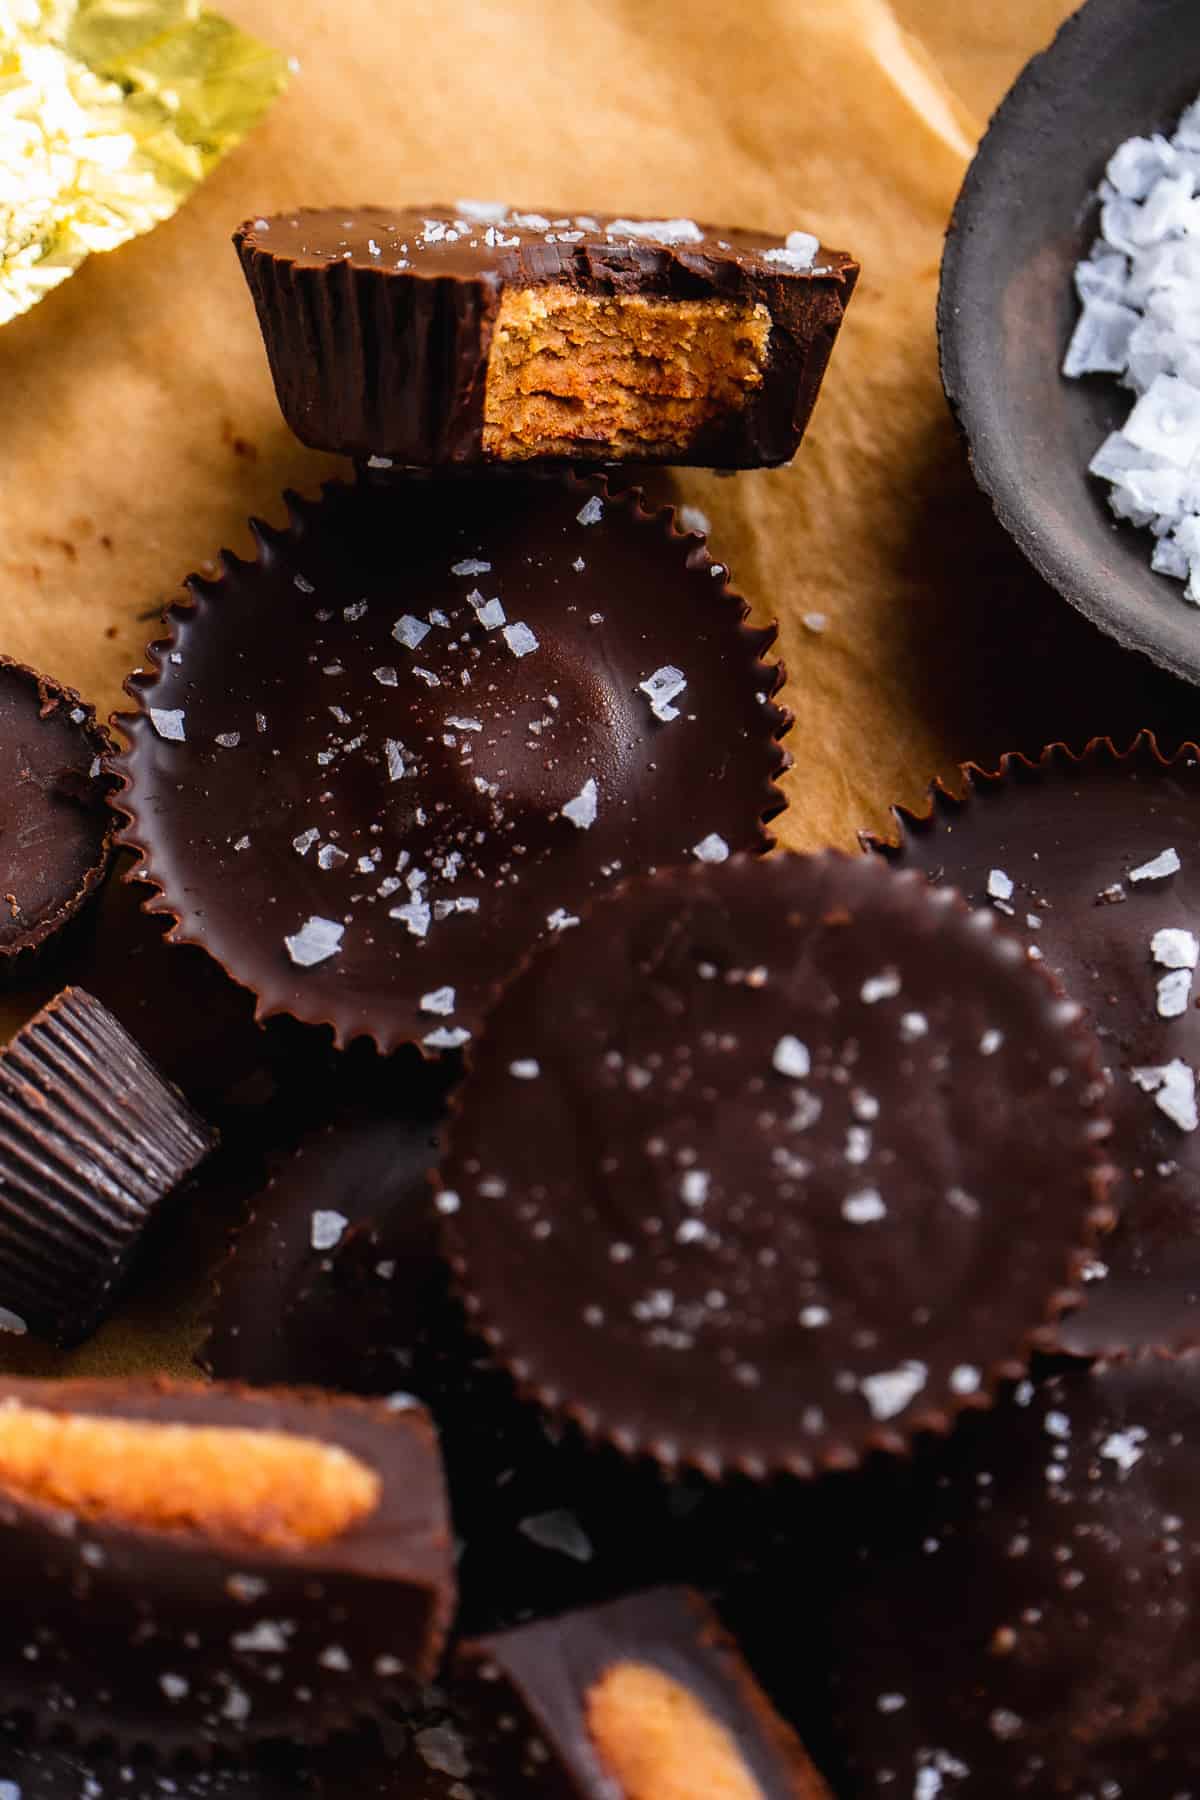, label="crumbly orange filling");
[586,1660,767,1800]
[484,288,771,460]
[0,1405,380,1549]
